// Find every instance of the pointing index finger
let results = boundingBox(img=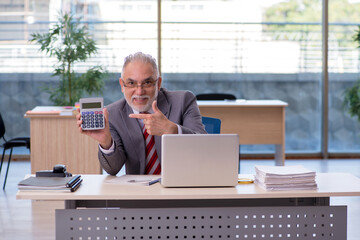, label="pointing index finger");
[129,113,151,119]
